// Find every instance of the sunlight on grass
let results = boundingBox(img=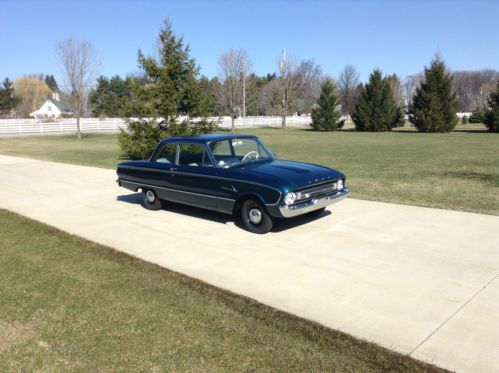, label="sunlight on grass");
[0,125,497,214]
